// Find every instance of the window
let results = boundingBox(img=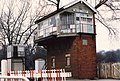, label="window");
[82,39,88,45]
[79,12,94,33]
[87,24,93,33]
[43,20,48,27]
[68,14,74,25]
[87,18,92,23]
[61,13,74,29]
[38,22,43,30]
[80,17,93,33]
[76,17,80,21]
[80,13,87,17]
[65,54,71,66]
[50,17,56,26]
[51,56,55,68]
[81,17,86,22]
